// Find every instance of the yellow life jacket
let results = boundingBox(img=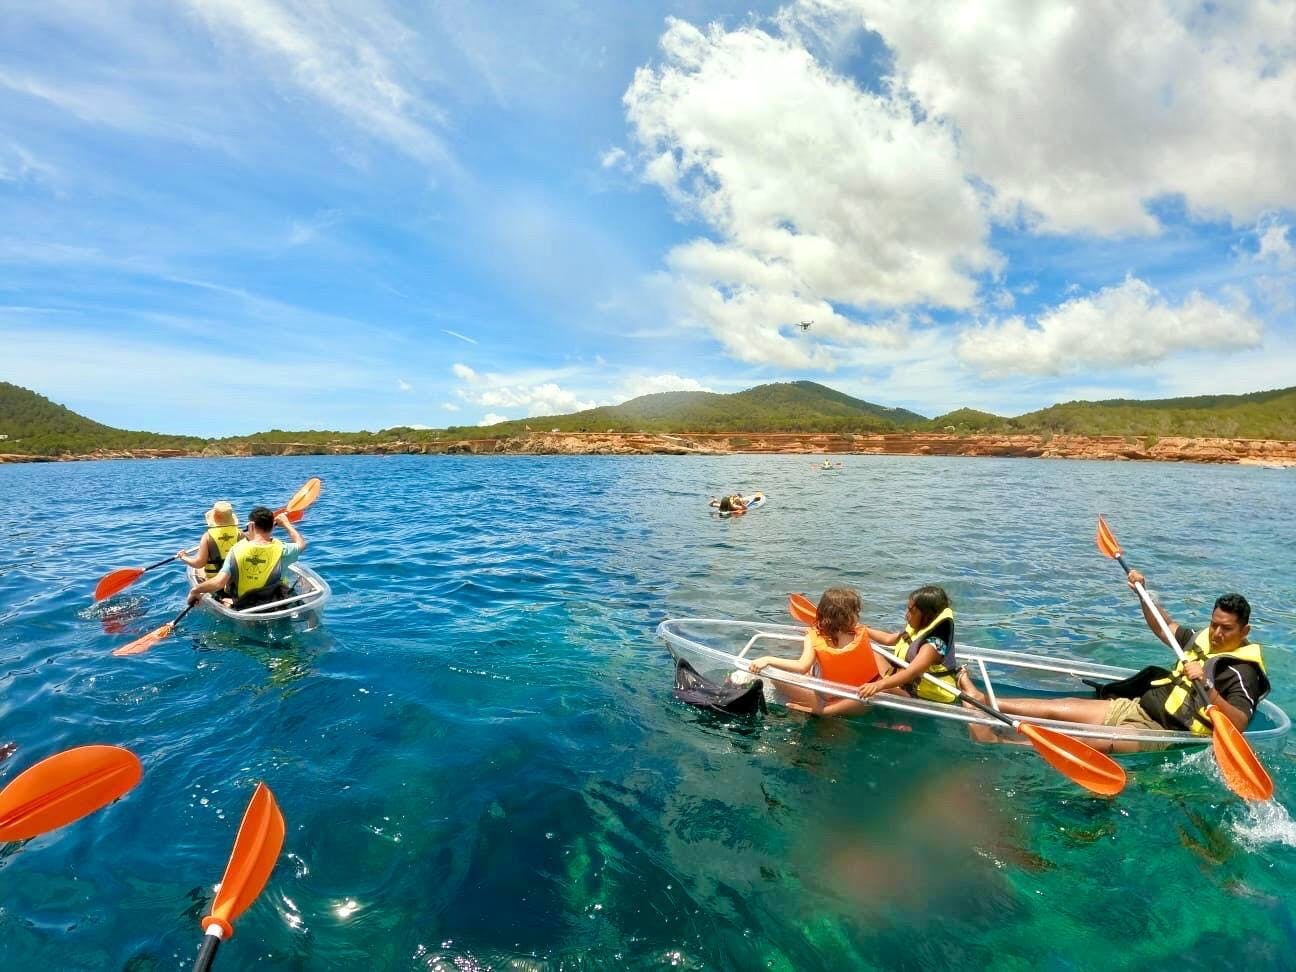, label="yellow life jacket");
[1145,630,1269,735]
[894,607,958,704]
[227,539,284,599]
[812,625,878,688]
[203,525,242,576]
